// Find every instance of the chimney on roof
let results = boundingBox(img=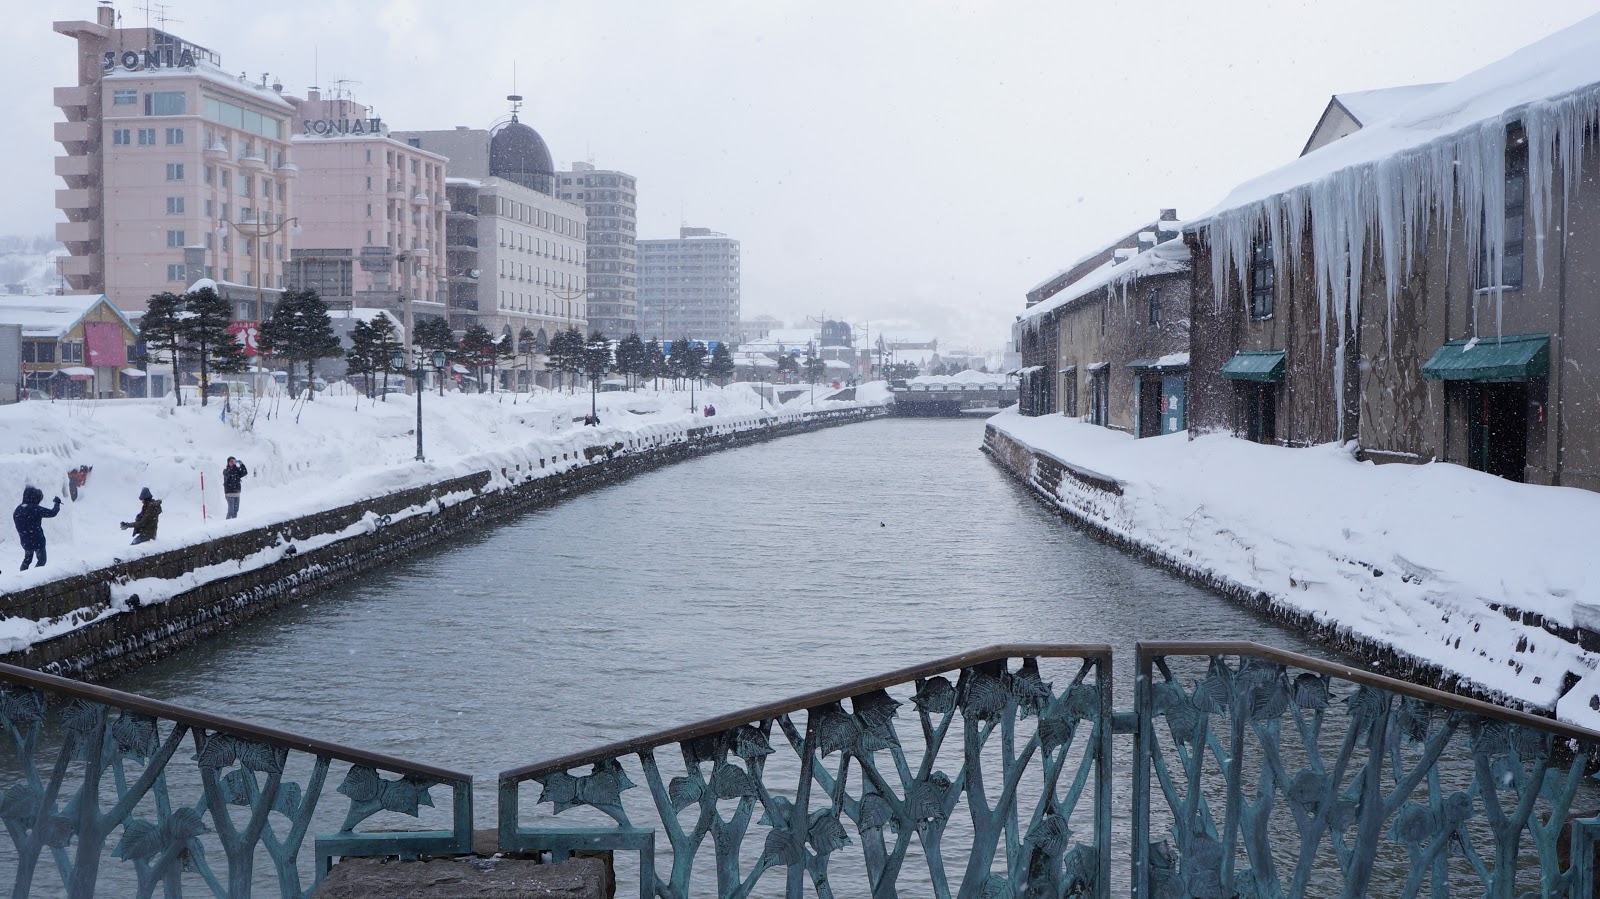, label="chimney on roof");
[456,125,469,130]
[1159,208,1178,221]
[96,2,114,28]
[307,87,320,101]
[1137,232,1157,254]
[1113,248,1137,266]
